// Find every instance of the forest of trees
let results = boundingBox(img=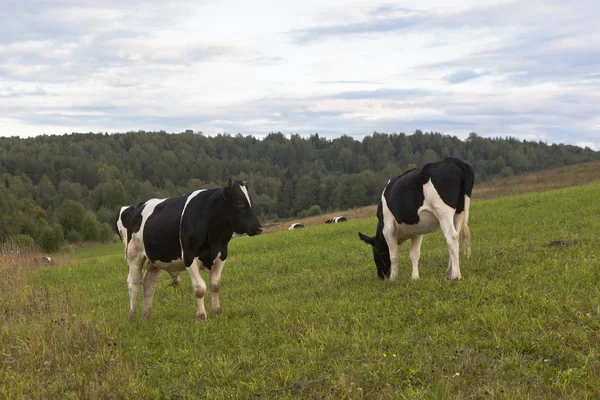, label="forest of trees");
[0,129,597,251]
